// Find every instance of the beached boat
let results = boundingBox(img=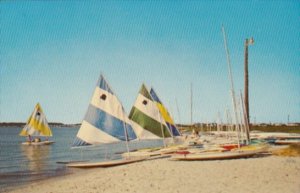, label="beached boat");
[129,84,173,141]
[67,74,146,168]
[122,85,182,158]
[67,157,146,168]
[274,139,300,145]
[149,87,182,138]
[170,143,269,161]
[170,150,260,161]
[19,103,54,145]
[250,132,300,141]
